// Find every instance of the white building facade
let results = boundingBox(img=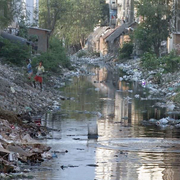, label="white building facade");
[26,0,39,26]
[14,0,39,27]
